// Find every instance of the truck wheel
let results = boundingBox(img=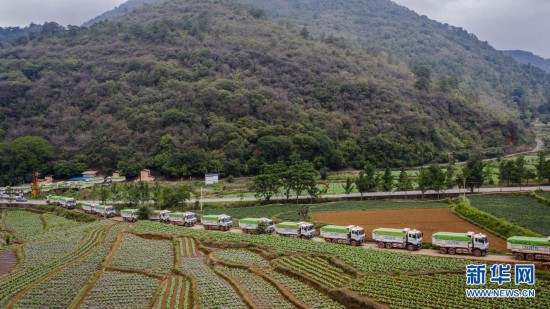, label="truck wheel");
[300,235,305,239]
[406,244,414,251]
[515,253,525,260]
[378,242,385,248]
[473,249,482,257]
[439,247,447,254]
[526,254,535,261]
[448,248,456,255]
[351,240,357,246]
[385,243,392,249]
